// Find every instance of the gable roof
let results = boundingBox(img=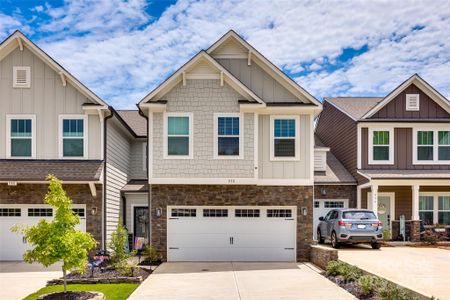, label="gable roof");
[207,30,321,107]
[139,50,265,105]
[116,110,147,137]
[325,97,383,121]
[362,74,450,118]
[0,30,108,109]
